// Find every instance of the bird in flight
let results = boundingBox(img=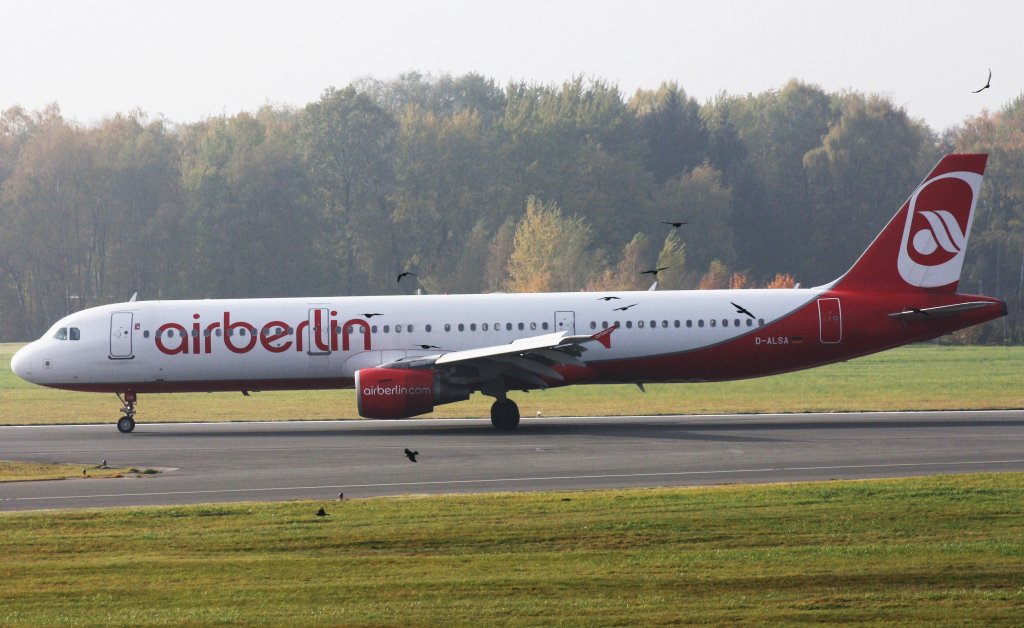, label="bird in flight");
[362,313,383,318]
[404,448,419,462]
[417,344,440,350]
[640,267,669,276]
[661,221,688,228]
[316,507,329,518]
[972,68,992,93]
[397,272,416,283]
[731,302,755,319]
[596,296,621,301]
[613,303,639,311]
